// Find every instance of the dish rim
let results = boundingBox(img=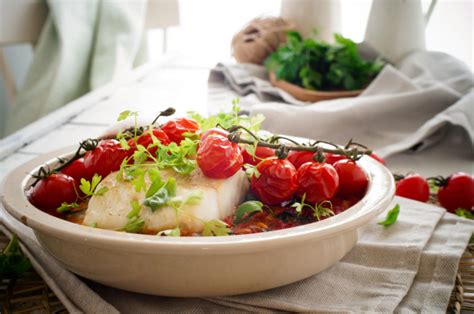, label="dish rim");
[1,146,395,254]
